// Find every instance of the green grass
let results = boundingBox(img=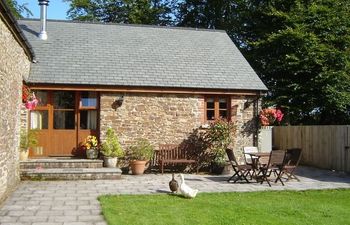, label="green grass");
[99,189,350,225]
